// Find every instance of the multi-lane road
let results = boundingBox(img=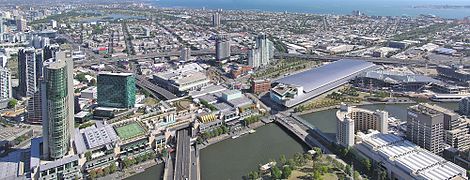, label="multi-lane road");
[174,129,191,180]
